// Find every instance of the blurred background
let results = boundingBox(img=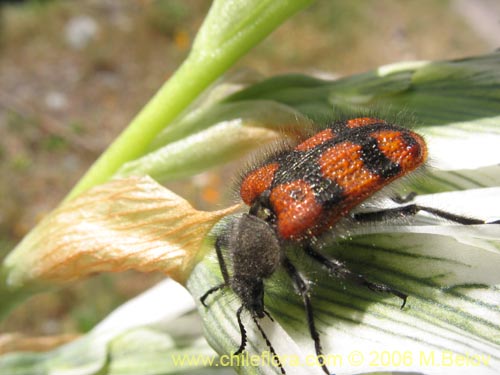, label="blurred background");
[1,0,499,344]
